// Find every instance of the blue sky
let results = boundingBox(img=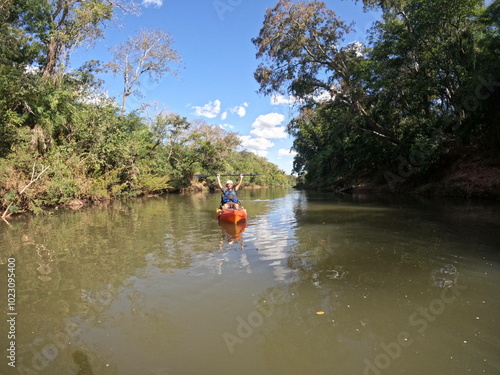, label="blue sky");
[72,0,380,174]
